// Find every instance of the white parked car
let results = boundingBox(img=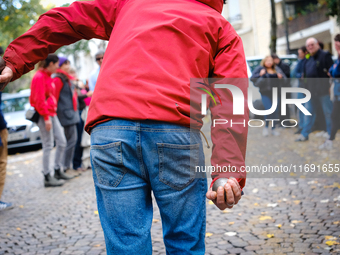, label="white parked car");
[1,89,41,149]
